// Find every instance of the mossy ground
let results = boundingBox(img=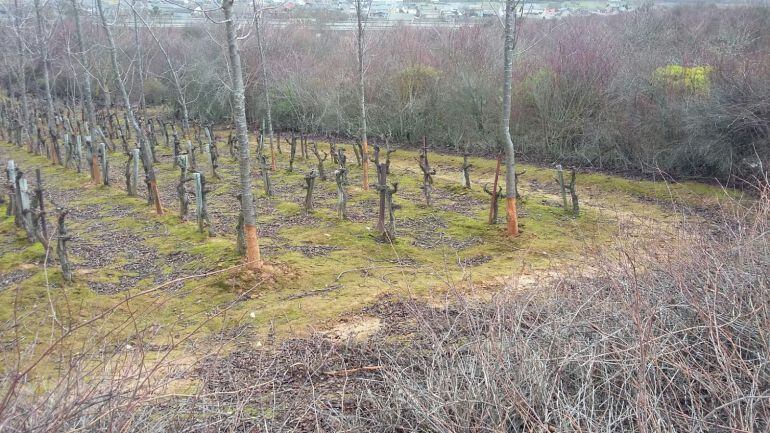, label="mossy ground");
[0,134,741,376]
